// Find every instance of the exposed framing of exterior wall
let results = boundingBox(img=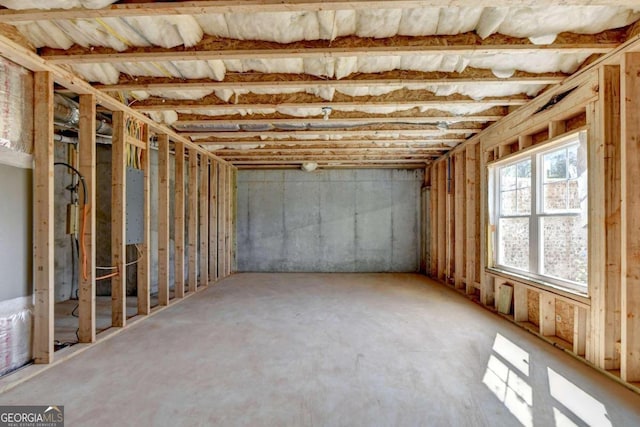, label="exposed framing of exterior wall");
[425,33,640,392]
[0,32,237,375]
